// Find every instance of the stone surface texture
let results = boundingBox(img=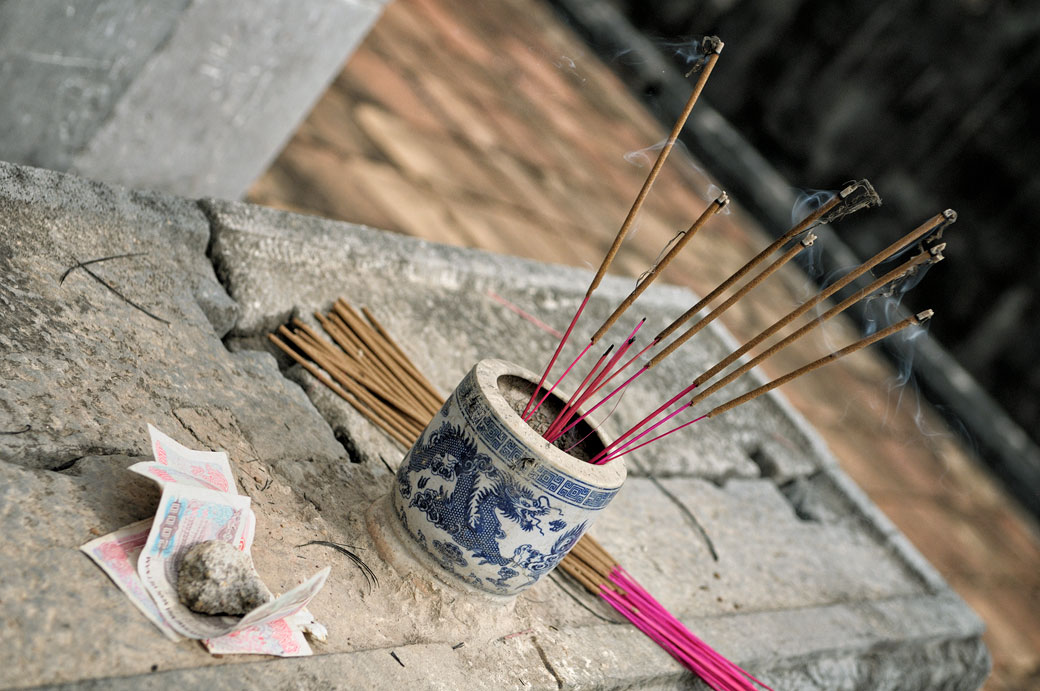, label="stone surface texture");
[0,0,388,199]
[0,161,989,689]
[177,540,272,616]
[249,1,1040,687]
